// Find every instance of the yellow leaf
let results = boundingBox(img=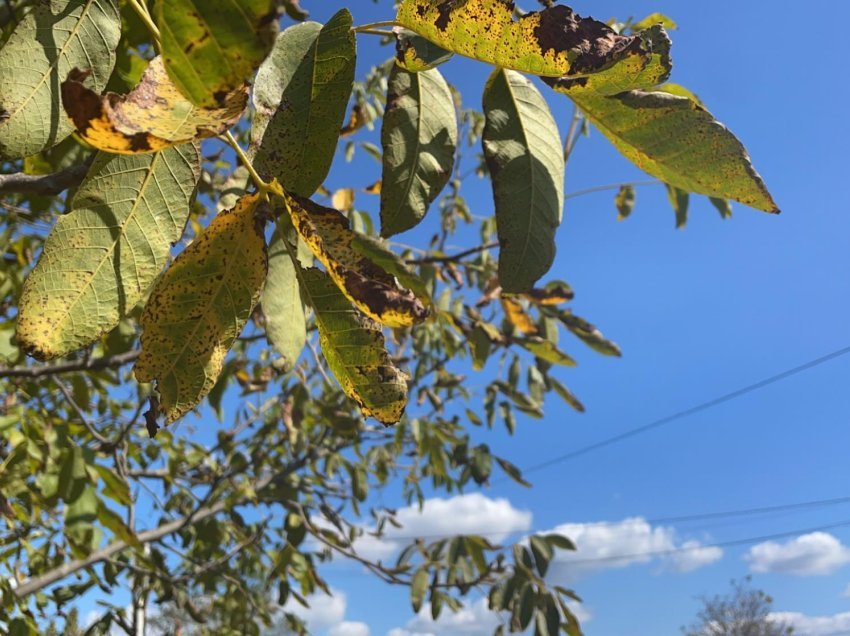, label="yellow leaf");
[331,188,355,211]
[62,56,247,155]
[501,297,538,335]
[363,180,382,195]
[285,194,429,329]
[134,192,269,423]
